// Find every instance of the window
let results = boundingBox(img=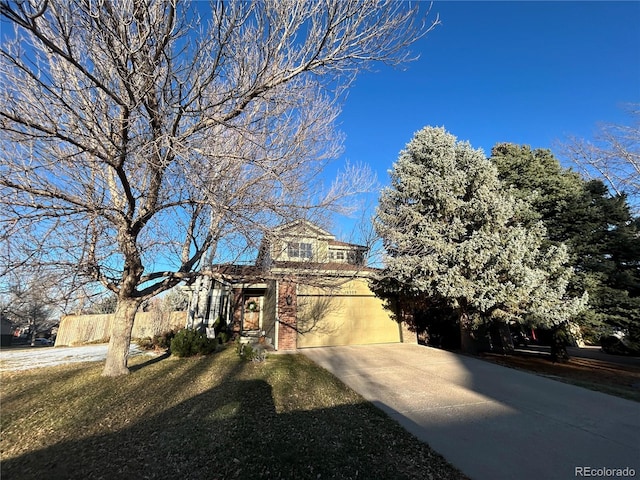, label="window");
[300,243,313,258]
[335,251,345,260]
[347,251,364,265]
[288,242,313,259]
